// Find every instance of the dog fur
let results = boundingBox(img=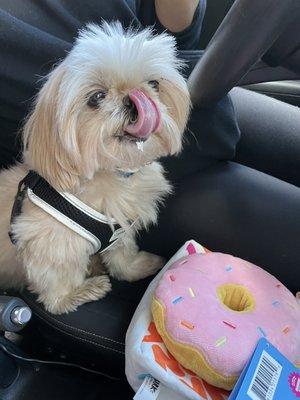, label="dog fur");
[0,22,190,314]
